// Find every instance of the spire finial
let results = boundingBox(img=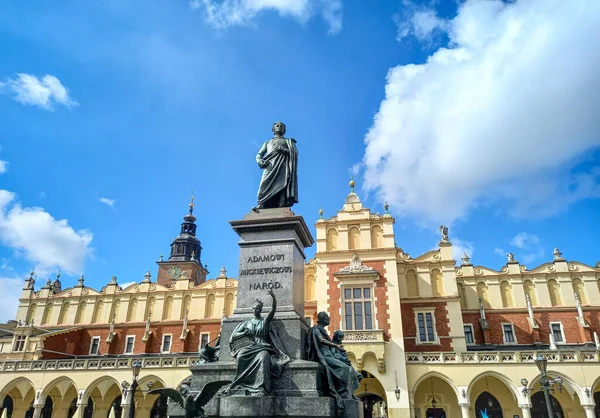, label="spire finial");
[191,251,196,261]
[143,270,151,283]
[218,266,227,279]
[189,192,195,215]
[159,253,164,262]
[56,270,61,280]
[461,253,471,265]
[384,201,389,214]
[30,268,35,279]
[319,207,324,219]
[349,177,355,192]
